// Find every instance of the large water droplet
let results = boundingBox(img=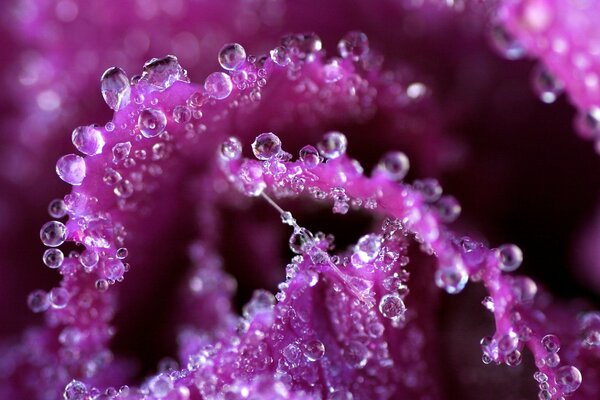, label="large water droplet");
[496,244,523,272]
[40,221,67,247]
[218,43,247,71]
[338,31,369,60]
[541,334,560,353]
[220,137,242,161]
[204,72,233,100]
[103,259,125,280]
[138,108,167,138]
[100,67,131,111]
[304,339,325,361]
[48,198,67,218]
[43,248,64,269]
[317,131,347,159]
[64,380,87,400]
[252,132,282,160]
[554,365,582,394]
[141,55,188,90]
[299,145,321,168]
[72,125,105,156]
[379,293,406,319]
[80,249,99,269]
[376,151,410,181]
[56,154,86,185]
